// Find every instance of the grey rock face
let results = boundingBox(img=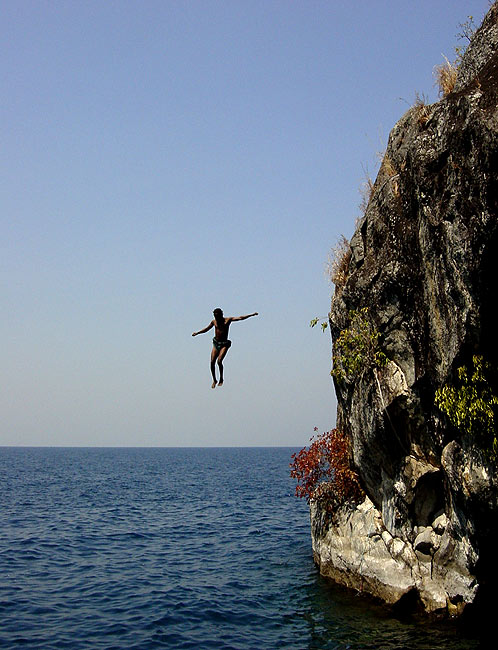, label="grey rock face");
[312,4,498,617]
